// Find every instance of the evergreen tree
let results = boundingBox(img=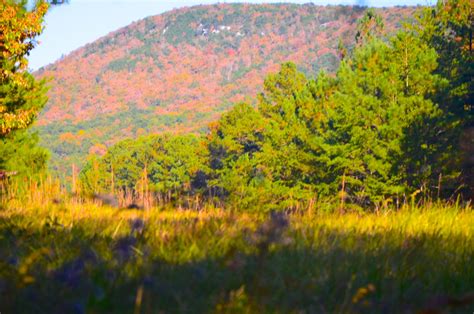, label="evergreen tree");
[257,63,325,209]
[0,130,49,178]
[321,33,442,208]
[207,103,271,209]
[80,134,208,205]
[416,0,473,199]
[355,8,385,46]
